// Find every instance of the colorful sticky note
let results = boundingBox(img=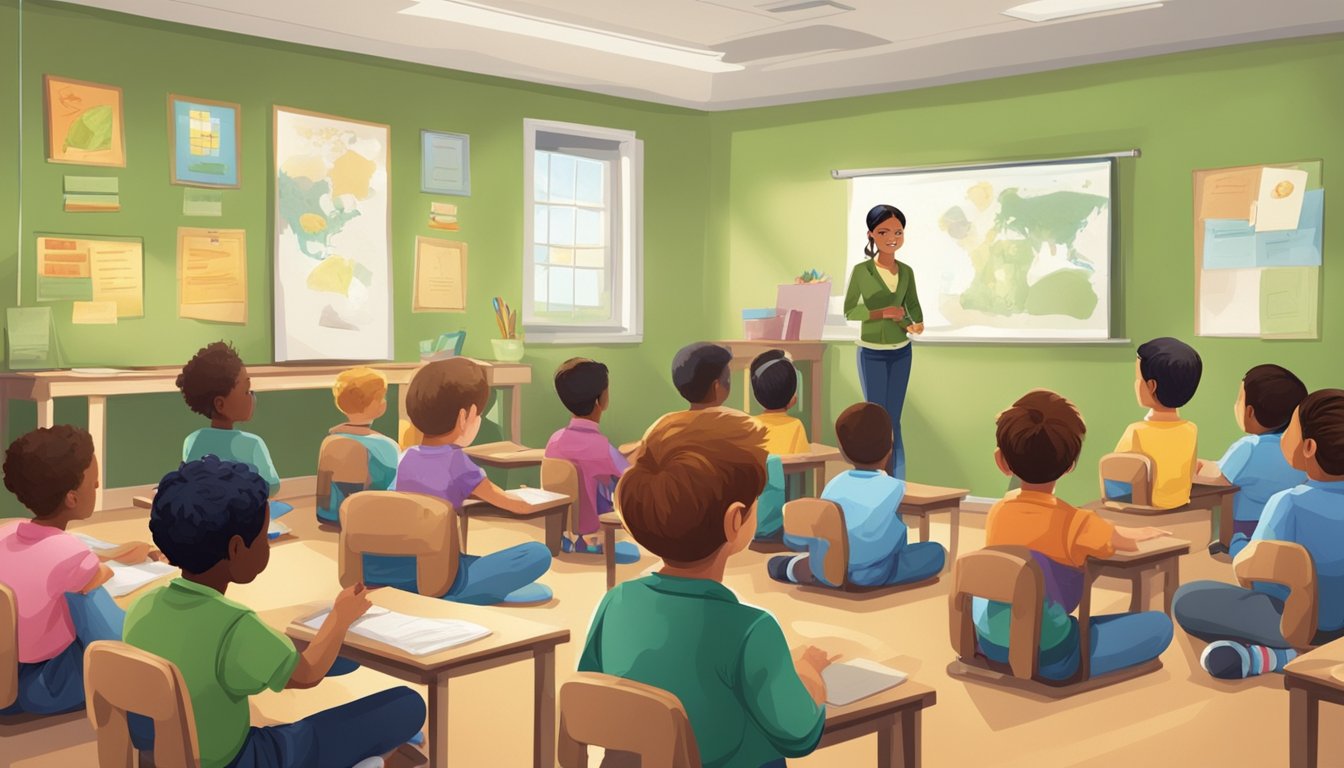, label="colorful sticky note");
[72,301,118,325]
[1260,267,1319,339]
[64,176,120,194]
[183,188,224,217]
[6,307,52,367]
